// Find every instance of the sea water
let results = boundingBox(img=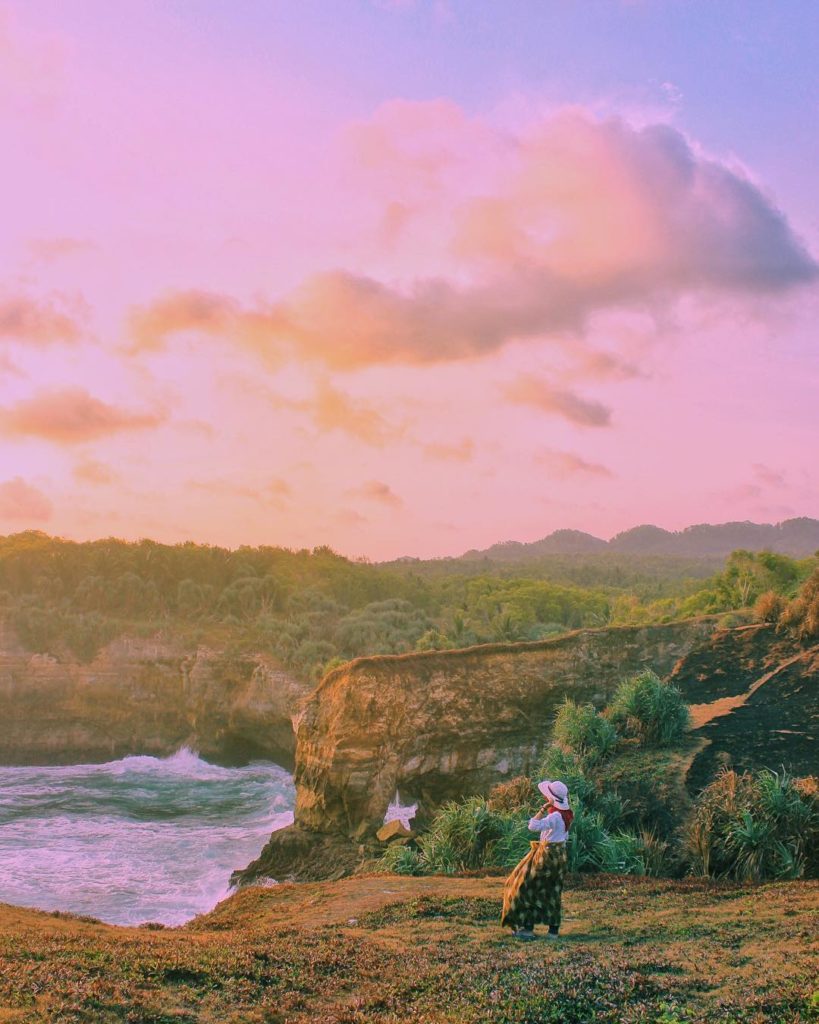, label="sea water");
[0,748,294,926]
